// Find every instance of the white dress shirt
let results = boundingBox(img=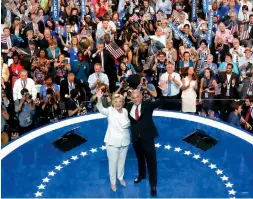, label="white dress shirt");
[13,78,37,101]
[88,72,109,94]
[130,104,142,120]
[96,103,130,147]
[229,46,245,64]
[159,72,182,96]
